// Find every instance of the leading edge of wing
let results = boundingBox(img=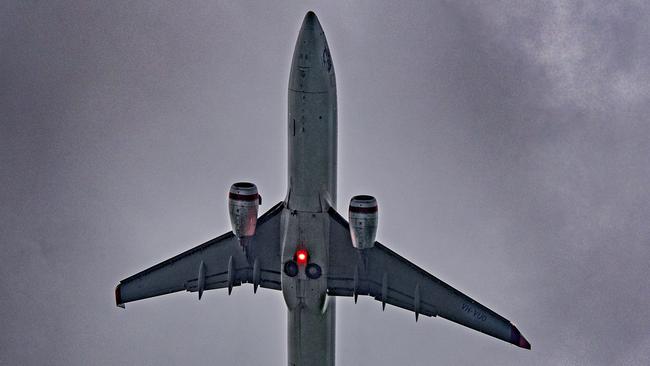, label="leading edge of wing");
[329,207,475,304]
[115,201,284,307]
[327,207,531,350]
